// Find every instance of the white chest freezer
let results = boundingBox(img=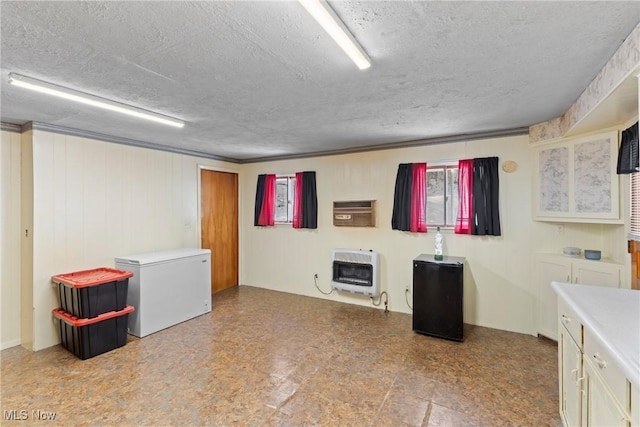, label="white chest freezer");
[115,248,212,337]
